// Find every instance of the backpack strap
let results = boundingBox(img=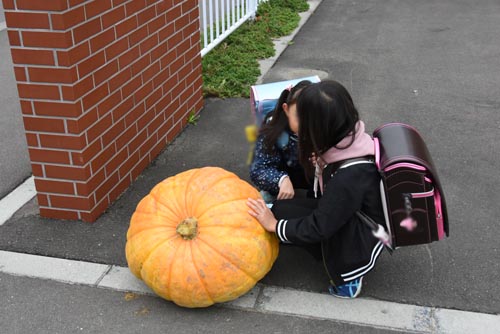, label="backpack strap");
[322,155,375,182]
[374,137,381,169]
[323,155,393,251]
[356,211,393,252]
